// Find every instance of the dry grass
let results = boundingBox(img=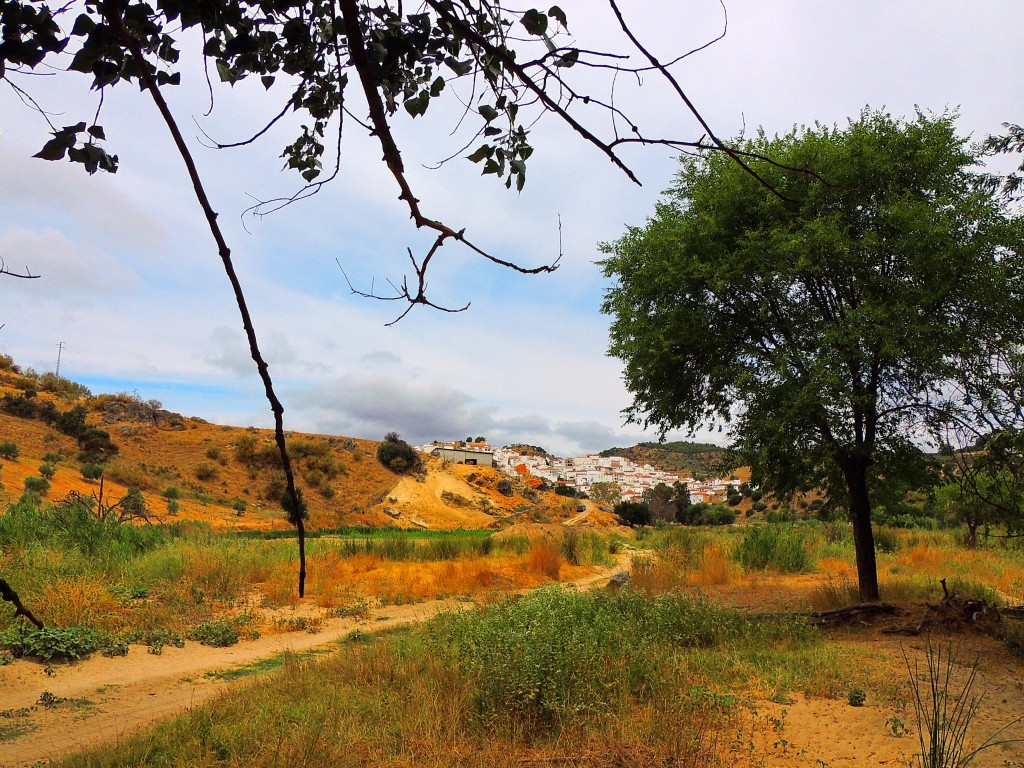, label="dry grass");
[689,544,738,586]
[526,539,562,581]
